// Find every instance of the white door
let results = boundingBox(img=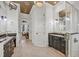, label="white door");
[70,34,79,57]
